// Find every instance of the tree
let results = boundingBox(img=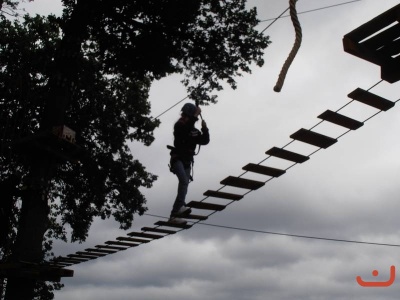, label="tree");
[0,0,34,17]
[0,0,269,299]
